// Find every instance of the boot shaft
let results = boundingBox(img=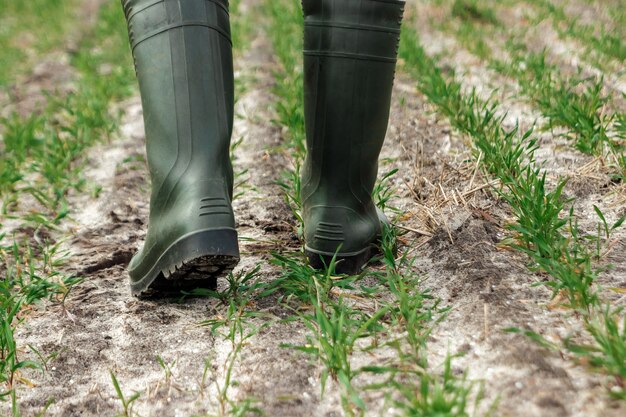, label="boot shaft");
[122,0,235,194]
